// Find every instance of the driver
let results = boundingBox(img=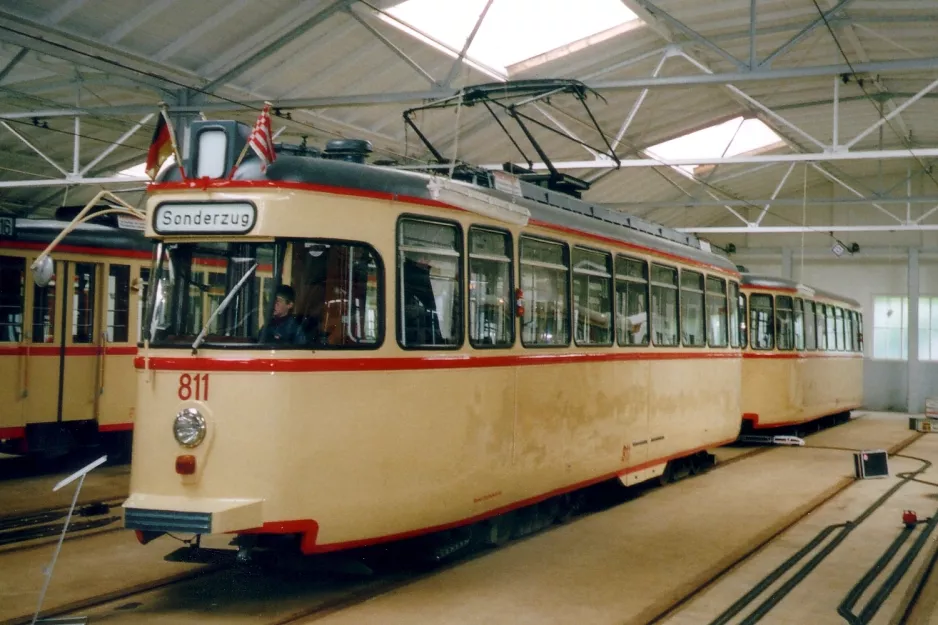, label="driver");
[258,284,306,345]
